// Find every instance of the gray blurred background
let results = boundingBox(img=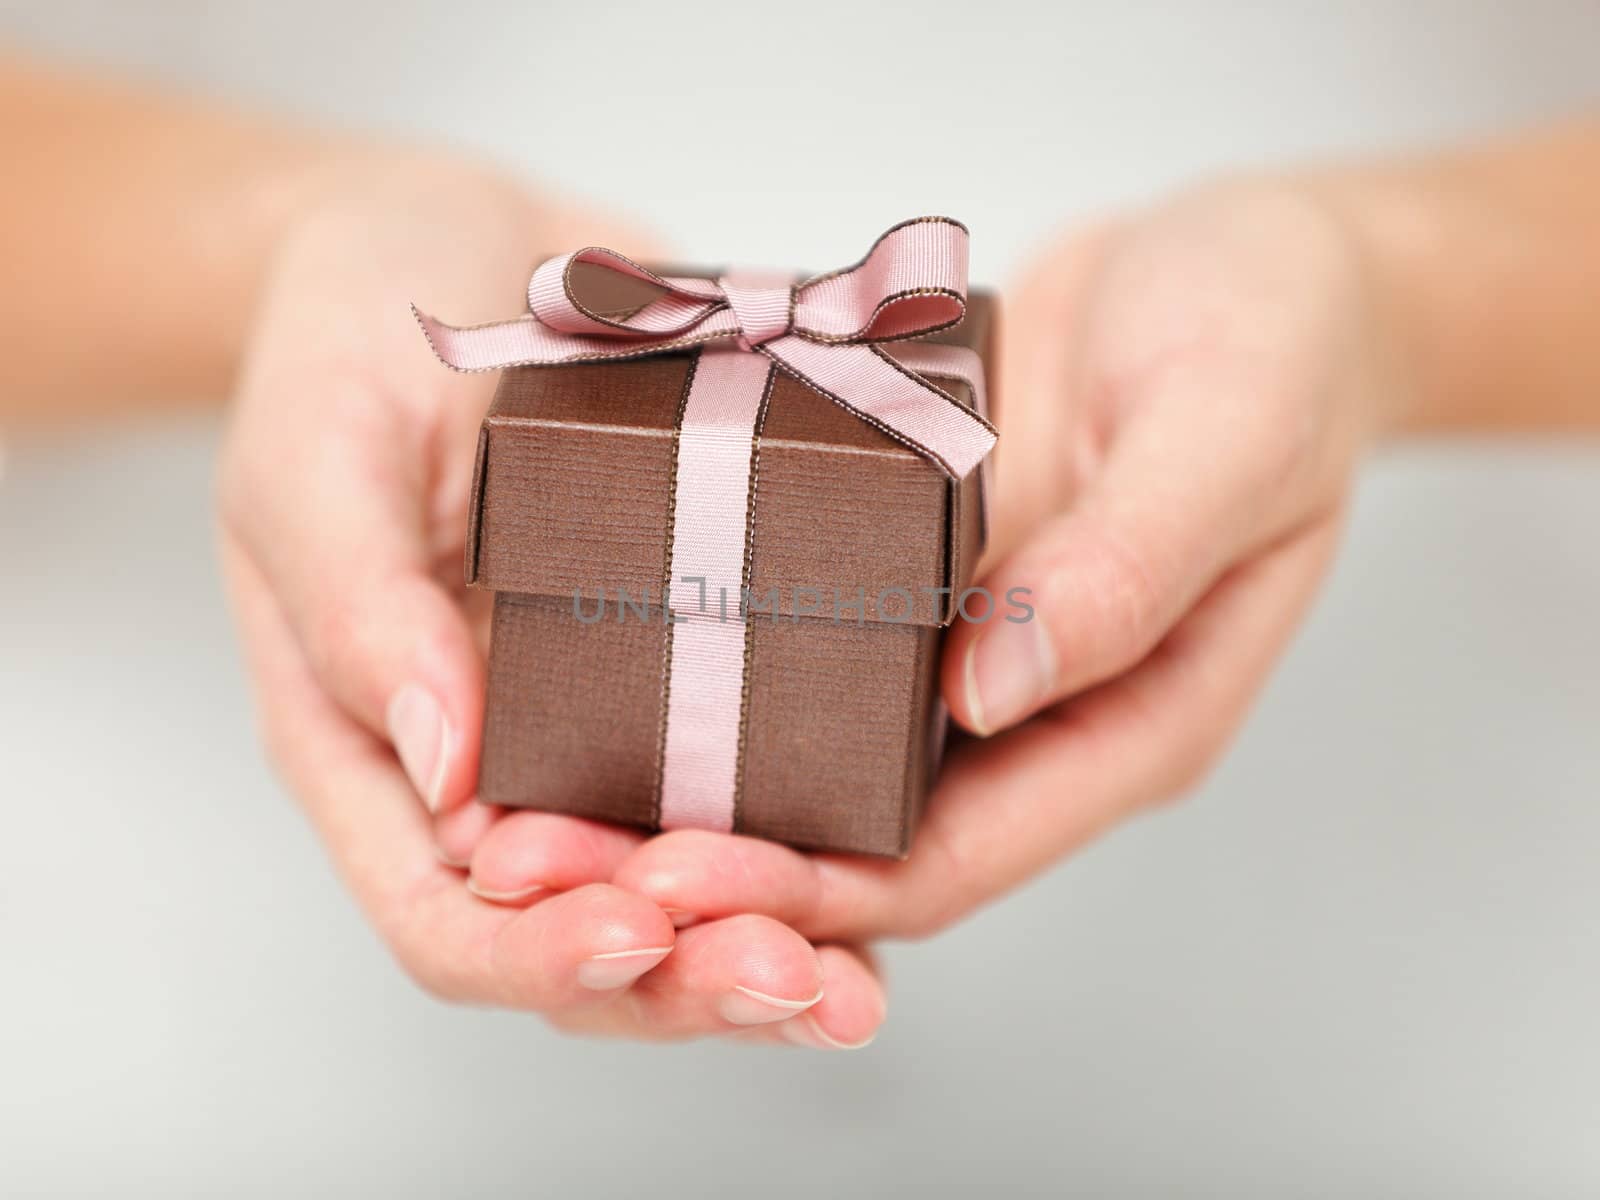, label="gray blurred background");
[2,2,1598,1196]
